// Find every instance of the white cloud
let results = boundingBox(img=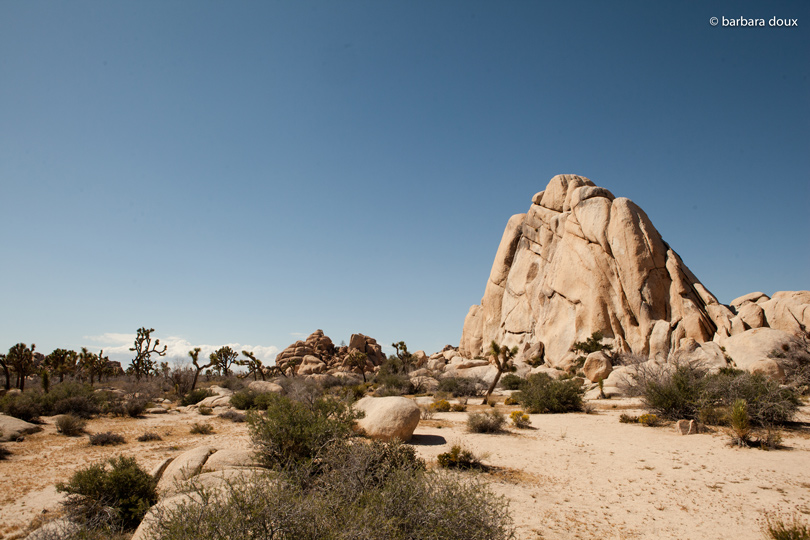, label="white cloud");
[86,332,280,369]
